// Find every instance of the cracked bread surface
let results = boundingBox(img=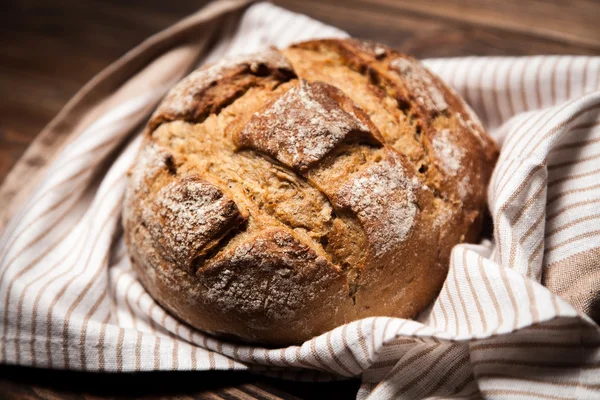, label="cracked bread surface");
[123,39,498,346]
